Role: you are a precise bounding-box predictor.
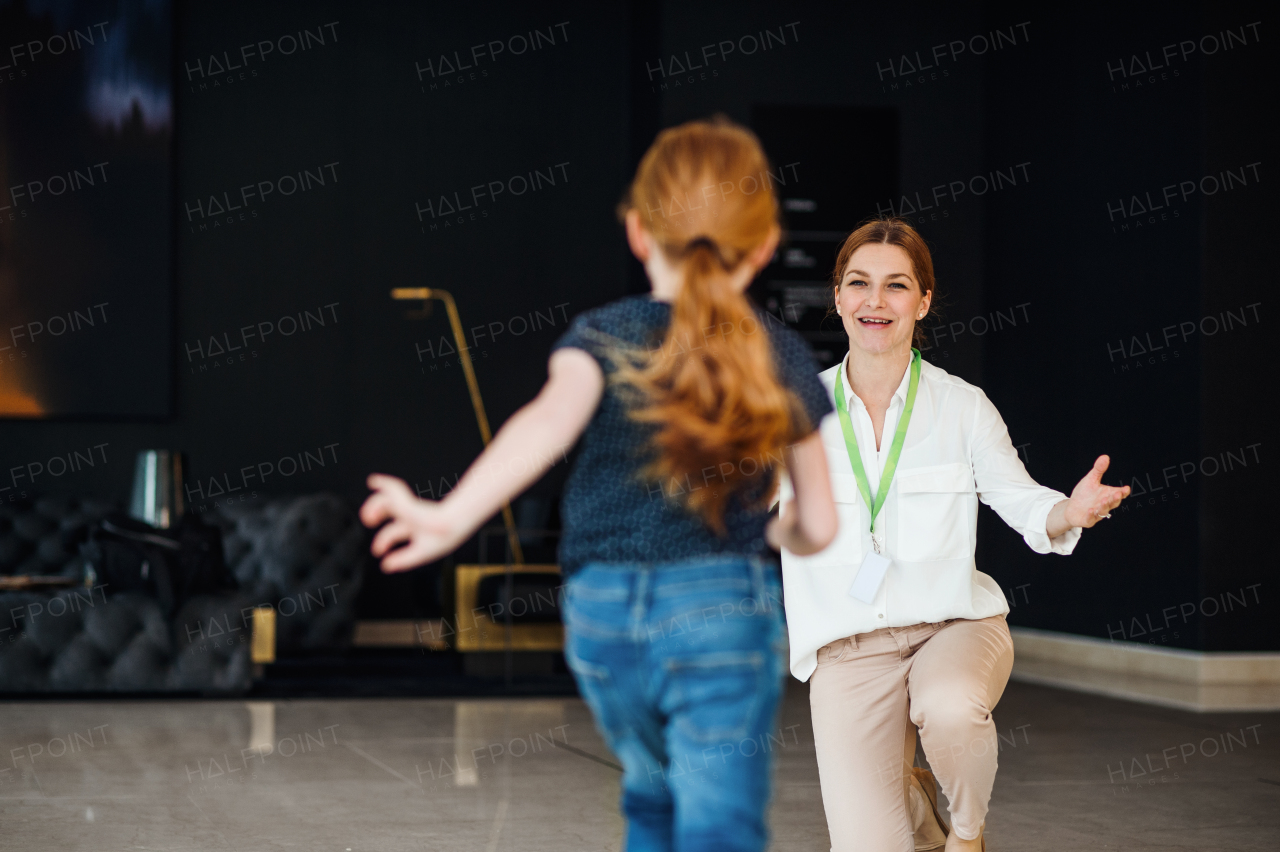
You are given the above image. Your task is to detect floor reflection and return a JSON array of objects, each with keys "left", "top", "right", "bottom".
[{"left": 1, "top": 681, "right": 1276, "bottom": 850}]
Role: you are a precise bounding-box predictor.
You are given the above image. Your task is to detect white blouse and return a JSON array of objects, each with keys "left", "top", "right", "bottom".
[{"left": 778, "top": 354, "right": 1080, "bottom": 682}]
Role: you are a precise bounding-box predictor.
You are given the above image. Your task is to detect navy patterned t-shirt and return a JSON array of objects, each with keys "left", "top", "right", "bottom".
[{"left": 550, "top": 294, "right": 833, "bottom": 577}]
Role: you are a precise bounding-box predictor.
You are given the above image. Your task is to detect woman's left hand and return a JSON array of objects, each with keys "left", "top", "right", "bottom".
[{"left": 1062, "top": 455, "right": 1131, "bottom": 529}]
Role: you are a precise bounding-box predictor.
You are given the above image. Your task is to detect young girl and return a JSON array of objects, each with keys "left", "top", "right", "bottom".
[{"left": 361, "top": 117, "right": 838, "bottom": 852}]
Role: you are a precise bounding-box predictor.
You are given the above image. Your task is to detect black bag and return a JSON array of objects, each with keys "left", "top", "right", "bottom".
[{"left": 81, "top": 512, "right": 236, "bottom": 615}]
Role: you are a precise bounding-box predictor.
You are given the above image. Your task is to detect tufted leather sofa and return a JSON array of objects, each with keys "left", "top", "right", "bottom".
[
  {"left": 0, "top": 493, "right": 366, "bottom": 694},
  {"left": 202, "top": 492, "right": 368, "bottom": 652}
]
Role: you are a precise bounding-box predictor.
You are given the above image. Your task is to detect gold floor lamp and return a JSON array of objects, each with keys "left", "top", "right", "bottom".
[{"left": 391, "top": 288, "right": 563, "bottom": 654}]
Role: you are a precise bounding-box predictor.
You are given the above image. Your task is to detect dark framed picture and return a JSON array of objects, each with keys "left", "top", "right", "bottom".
[{"left": 0, "top": 0, "right": 172, "bottom": 417}]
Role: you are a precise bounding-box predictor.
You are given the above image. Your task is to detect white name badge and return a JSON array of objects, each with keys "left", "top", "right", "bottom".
[{"left": 848, "top": 551, "right": 892, "bottom": 604}]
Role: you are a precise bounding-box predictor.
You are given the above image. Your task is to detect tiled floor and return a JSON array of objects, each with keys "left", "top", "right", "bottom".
[{"left": 1, "top": 679, "right": 1277, "bottom": 850}]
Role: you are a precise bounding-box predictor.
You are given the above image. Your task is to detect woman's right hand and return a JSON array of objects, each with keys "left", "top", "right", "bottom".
[{"left": 360, "top": 474, "right": 469, "bottom": 572}]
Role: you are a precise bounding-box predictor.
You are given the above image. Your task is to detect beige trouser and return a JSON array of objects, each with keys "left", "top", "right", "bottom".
[{"left": 809, "top": 615, "right": 1014, "bottom": 851}]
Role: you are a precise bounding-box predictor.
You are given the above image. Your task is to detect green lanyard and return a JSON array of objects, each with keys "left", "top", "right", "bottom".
[{"left": 833, "top": 348, "right": 922, "bottom": 546}]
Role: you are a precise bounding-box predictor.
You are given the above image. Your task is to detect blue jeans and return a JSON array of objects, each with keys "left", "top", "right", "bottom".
[{"left": 562, "top": 554, "right": 786, "bottom": 852}]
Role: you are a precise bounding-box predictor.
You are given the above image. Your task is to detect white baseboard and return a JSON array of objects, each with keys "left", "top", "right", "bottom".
[{"left": 1009, "top": 627, "right": 1280, "bottom": 712}]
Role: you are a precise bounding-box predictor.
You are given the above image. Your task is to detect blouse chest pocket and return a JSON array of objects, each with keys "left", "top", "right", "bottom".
[{"left": 893, "top": 462, "right": 974, "bottom": 562}]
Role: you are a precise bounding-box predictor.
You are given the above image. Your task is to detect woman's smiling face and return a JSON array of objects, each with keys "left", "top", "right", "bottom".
[{"left": 834, "top": 242, "right": 930, "bottom": 356}]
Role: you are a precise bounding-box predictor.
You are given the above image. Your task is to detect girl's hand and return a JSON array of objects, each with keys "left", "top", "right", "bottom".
[
  {"left": 766, "top": 495, "right": 836, "bottom": 556},
  {"left": 360, "top": 474, "right": 468, "bottom": 573},
  {"left": 765, "top": 508, "right": 788, "bottom": 552},
  {"left": 1063, "top": 455, "right": 1131, "bottom": 529}
]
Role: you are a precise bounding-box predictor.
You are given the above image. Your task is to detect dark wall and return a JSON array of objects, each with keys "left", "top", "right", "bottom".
[
  {"left": 652, "top": 1, "right": 990, "bottom": 383},
  {"left": 2, "top": 0, "right": 1273, "bottom": 647},
  {"left": 1, "top": 0, "right": 633, "bottom": 616},
  {"left": 978, "top": 1, "right": 1275, "bottom": 650},
  {"left": 1197, "top": 5, "right": 1274, "bottom": 651}
]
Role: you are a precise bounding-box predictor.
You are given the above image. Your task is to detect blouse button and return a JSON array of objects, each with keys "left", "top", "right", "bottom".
[{"left": 877, "top": 614, "right": 884, "bottom": 619}]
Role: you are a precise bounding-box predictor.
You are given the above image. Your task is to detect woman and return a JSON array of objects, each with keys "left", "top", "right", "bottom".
[
  {"left": 776, "top": 218, "right": 1129, "bottom": 852},
  {"left": 361, "top": 117, "right": 838, "bottom": 852}
]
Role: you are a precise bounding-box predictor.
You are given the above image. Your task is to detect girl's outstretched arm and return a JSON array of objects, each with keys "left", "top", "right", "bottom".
[{"left": 361, "top": 348, "right": 605, "bottom": 572}]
